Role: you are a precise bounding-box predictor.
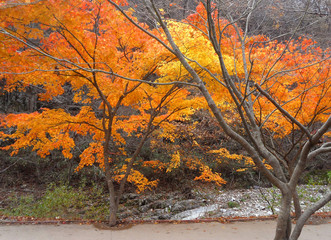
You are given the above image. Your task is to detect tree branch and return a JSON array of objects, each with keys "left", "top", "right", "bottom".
[
  {"left": 290, "top": 192, "right": 331, "bottom": 240},
  {"left": 255, "top": 83, "right": 312, "bottom": 140},
  {"left": 307, "top": 143, "right": 331, "bottom": 161}
]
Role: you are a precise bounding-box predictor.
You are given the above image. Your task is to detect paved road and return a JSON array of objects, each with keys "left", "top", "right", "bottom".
[{"left": 0, "top": 220, "right": 330, "bottom": 240}]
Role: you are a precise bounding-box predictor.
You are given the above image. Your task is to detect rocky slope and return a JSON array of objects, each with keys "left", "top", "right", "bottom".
[{"left": 118, "top": 185, "right": 331, "bottom": 221}]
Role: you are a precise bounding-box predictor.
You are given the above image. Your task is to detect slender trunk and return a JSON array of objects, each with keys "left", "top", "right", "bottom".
[
  {"left": 66, "top": 159, "right": 73, "bottom": 185},
  {"left": 116, "top": 131, "right": 150, "bottom": 207},
  {"left": 292, "top": 189, "right": 302, "bottom": 219},
  {"left": 274, "top": 190, "right": 292, "bottom": 240},
  {"left": 288, "top": 164, "right": 301, "bottom": 220},
  {"left": 107, "top": 178, "right": 118, "bottom": 226},
  {"left": 103, "top": 136, "right": 118, "bottom": 226},
  {"left": 104, "top": 162, "right": 118, "bottom": 226}
]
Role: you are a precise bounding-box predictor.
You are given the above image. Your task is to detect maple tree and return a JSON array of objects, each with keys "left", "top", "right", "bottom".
[
  {"left": 104, "top": 1, "right": 330, "bottom": 239},
  {"left": 0, "top": 0, "right": 330, "bottom": 237},
  {"left": 0, "top": 0, "right": 203, "bottom": 226}
]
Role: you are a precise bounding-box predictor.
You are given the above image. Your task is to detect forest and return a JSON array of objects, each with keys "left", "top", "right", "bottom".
[{"left": 0, "top": 1, "right": 330, "bottom": 240}]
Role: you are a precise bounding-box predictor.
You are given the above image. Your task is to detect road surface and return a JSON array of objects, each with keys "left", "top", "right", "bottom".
[{"left": 0, "top": 220, "right": 330, "bottom": 240}]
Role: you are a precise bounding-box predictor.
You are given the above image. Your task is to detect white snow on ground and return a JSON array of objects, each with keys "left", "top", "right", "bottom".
[{"left": 177, "top": 185, "right": 331, "bottom": 220}]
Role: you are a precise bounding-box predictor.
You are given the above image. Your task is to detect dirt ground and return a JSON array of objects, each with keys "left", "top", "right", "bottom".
[{"left": 0, "top": 220, "right": 330, "bottom": 240}]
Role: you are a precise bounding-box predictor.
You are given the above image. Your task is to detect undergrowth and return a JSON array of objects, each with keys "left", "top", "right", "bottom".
[{"left": 1, "top": 183, "right": 109, "bottom": 220}]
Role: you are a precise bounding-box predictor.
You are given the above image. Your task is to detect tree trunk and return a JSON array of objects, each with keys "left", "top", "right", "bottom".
[
  {"left": 103, "top": 142, "right": 118, "bottom": 226},
  {"left": 105, "top": 167, "right": 118, "bottom": 226},
  {"left": 274, "top": 191, "right": 292, "bottom": 240},
  {"left": 290, "top": 192, "right": 331, "bottom": 240},
  {"left": 292, "top": 189, "right": 302, "bottom": 219},
  {"left": 108, "top": 179, "right": 118, "bottom": 226}
]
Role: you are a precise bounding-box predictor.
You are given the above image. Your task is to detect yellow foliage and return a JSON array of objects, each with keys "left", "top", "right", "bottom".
[
  {"left": 184, "top": 157, "right": 203, "bottom": 170},
  {"left": 156, "top": 7, "right": 331, "bottom": 139},
  {"left": 209, "top": 147, "right": 272, "bottom": 172},
  {"left": 76, "top": 142, "right": 104, "bottom": 171},
  {"left": 209, "top": 148, "right": 249, "bottom": 162},
  {"left": 166, "top": 151, "right": 181, "bottom": 172},
  {"left": 114, "top": 165, "right": 158, "bottom": 193},
  {"left": 142, "top": 160, "right": 166, "bottom": 171},
  {"left": 0, "top": 110, "right": 75, "bottom": 159},
  {"left": 194, "top": 166, "right": 227, "bottom": 186}
]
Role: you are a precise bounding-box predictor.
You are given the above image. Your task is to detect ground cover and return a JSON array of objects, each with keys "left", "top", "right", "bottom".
[{"left": 1, "top": 183, "right": 330, "bottom": 224}]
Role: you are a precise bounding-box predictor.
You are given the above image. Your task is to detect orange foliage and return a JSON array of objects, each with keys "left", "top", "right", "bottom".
[
  {"left": 194, "top": 166, "right": 227, "bottom": 186},
  {"left": 113, "top": 165, "right": 159, "bottom": 193},
  {"left": 0, "top": 0, "right": 195, "bottom": 191},
  {"left": 159, "top": 2, "right": 330, "bottom": 139},
  {"left": 142, "top": 160, "right": 166, "bottom": 171},
  {"left": 0, "top": 0, "right": 330, "bottom": 191}
]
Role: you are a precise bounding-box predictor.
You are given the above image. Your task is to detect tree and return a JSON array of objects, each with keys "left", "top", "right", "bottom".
[
  {"left": 1, "top": 1, "right": 330, "bottom": 238},
  {"left": 104, "top": 1, "right": 330, "bottom": 239},
  {"left": 0, "top": 0, "right": 198, "bottom": 226}
]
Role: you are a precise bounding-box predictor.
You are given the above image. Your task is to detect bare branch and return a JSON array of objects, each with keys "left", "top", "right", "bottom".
[
  {"left": 107, "top": 0, "right": 176, "bottom": 55},
  {"left": 0, "top": 159, "right": 19, "bottom": 173},
  {"left": 307, "top": 143, "right": 331, "bottom": 162},
  {"left": 290, "top": 192, "right": 331, "bottom": 240},
  {"left": 255, "top": 83, "right": 312, "bottom": 140}
]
